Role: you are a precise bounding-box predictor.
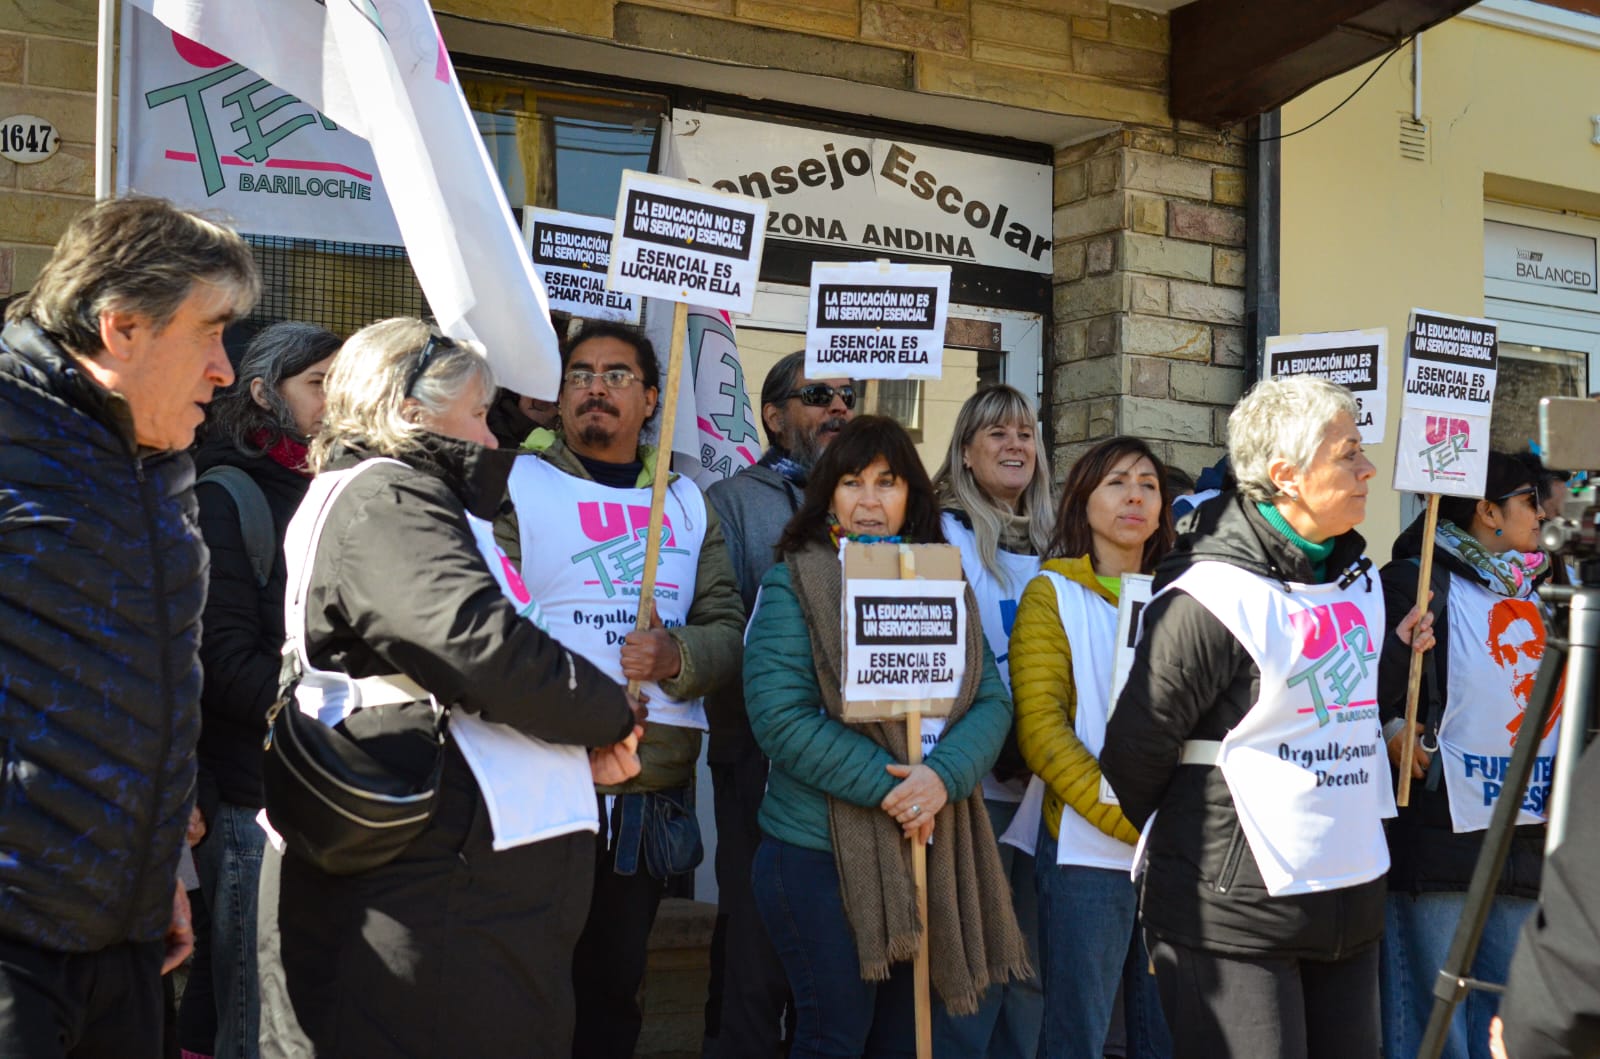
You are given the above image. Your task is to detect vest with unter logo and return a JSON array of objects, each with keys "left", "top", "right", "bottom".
[
  {"left": 1165, "top": 560, "right": 1394, "bottom": 897},
  {"left": 507, "top": 456, "right": 708, "bottom": 730}
]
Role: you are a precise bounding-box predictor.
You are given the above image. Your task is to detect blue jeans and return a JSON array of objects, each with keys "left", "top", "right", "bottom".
[
  {"left": 1381, "top": 892, "right": 1535, "bottom": 1059},
  {"left": 752, "top": 837, "right": 916, "bottom": 1059},
  {"left": 192, "top": 803, "right": 266, "bottom": 1059},
  {"left": 1035, "top": 818, "right": 1171, "bottom": 1059},
  {"left": 931, "top": 799, "right": 1044, "bottom": 1059}
]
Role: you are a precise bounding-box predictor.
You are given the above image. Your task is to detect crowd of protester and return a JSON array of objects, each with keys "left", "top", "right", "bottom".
[{"left": 0, "top": 195, "right": 1589, "bottom": 1059}]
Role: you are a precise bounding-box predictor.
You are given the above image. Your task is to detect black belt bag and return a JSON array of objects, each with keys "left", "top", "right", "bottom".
[{"left": 262, "top": 660, "right": 446, "bottom": 876}]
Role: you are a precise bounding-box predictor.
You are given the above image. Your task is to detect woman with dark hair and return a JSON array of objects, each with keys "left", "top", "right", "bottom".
[
  {"left": 1010, "top": 436, "right": 1174, "bottom": 1059},
  {"left": 1101, "top": 376, "right": 1434, "bottom": 1059},
  {"left": 746, "top": 415, "right": 1032, "bottom": 1057},
  {"left": 189, "top": 320, "right": 340, "bottom": 1059},
  {"left": 1379, "top": 451, "right": 1554, "bottom": 1059}
]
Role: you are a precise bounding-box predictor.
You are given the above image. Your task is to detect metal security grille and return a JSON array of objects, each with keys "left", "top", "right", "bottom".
[{"left": 240, "top": 234, "right": 429, "bottom": 341}]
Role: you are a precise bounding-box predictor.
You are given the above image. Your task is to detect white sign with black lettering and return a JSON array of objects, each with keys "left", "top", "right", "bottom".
[
  {"left": 607, "top": 171, "right": 765, "bottom": 314},
  {"left": 1399, "top": 309, "right": 1498, "bottom": 417},
  {"left": 805, "top": 261, "right": 951, "bottom": 381},
  {"left": 523, "top": 209, "right": 639, "bottom": 324},
  {"left": 1393, "top": 309, "right": 1498, "bottom": 498},
  {"left": 1265, "top": 329, "right": 1387, "bottom": 444},
  {"left": 844, "top": 578, "right": 968, "bottom": 704},
  {"left": 1101, "top": 574, "right": 1153, "bottom": 806}
]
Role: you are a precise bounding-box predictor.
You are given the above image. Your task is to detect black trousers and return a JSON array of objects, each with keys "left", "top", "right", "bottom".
[
  {"left": 1149, "top": 935, "right": 1380, "bottom": 1059},
  {"left": 571, "top": 825, "right": 669, "bottom": 1059},
  {"left": 0, "top": 933, "right": 163, "bottom": 1059},
  {"left": 258, "top": 747, "right": 593, "bottom": 1058},
  {"left": 702, "top": 749, "right": 790, "bottom": 1059}
]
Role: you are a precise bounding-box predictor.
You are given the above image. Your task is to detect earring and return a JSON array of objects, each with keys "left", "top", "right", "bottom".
[{"left": 1495, "top": 528, "right": 1503, "bottom": 537}]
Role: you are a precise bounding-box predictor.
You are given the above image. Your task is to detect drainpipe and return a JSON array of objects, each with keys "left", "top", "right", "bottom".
[{"left": 1244, "top": 108, "right": 1280, "bottom": 388}]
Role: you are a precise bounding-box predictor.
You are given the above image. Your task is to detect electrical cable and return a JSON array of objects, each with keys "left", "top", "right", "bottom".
[{"left": 1244, "top": 36, "right": 1416, "bottom": 144}]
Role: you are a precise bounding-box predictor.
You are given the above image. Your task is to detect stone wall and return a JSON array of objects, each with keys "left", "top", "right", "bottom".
[
  {"left": 0, "top": 0, "right": 97, "bottom": 301},
  {"left": 2, "top": 0, "right": 1249, "bottom": 479},
  {"left": 1049, "top": 125, "right": 1246, "bottom": 475}
]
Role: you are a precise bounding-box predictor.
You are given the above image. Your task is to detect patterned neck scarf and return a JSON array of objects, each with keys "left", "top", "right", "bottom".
[{"left": 1434, "top": 519, "right": 1547, "bottom": 598}]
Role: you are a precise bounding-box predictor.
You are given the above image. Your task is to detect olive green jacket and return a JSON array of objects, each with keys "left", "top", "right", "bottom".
[{"left": 495, "top": 433, "right": 745, "bottom": 792}]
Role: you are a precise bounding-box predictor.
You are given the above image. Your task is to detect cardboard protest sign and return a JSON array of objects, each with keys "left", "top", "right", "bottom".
[
  {"left": 840, "top": 544, "right": 967, "bottom": 722},
  {"left": 607, "top": 171, "right": 766, "bottom": 315},
  {"left": 805, "top": 261, "right": 951, "bottom": 381},
  {"left": 1100, "top": 574, "right": 1153, "bottom": 806},
  {"left": 524, "top": 208, "right": 639, "bottom": 323},
  {"left": 1393, "top": 310, "right": 1498, "bottom": 497},
  {"left": 1265, "top": 329, "right": 1387, "bottom": 444}
]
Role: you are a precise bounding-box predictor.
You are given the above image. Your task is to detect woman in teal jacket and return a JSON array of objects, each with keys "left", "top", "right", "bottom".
[{"left": 744, "top": 415, "right": 1032, "bottom": 1059}]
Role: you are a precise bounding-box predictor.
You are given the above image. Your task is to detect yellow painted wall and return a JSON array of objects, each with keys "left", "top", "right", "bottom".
[{"left": 1280, "top": 13, "right": 1600, "bottom": 552}]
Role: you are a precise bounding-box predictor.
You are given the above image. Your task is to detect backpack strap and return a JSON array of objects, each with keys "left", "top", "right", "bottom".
[{"left": 197, "top": 465, "right": 275, "bottom": 589}]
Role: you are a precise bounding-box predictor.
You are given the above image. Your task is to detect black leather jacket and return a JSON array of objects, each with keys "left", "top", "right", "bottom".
[{"left": 0, "top": 319, "right": 202, "bottom": 952}]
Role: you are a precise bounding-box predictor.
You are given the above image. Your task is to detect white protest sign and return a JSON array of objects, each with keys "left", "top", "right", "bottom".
[
  {"left": 805, "top": 261, "right": 951, "bottom": 381},
  {"left": 1398, "top": 310, "right": 1498, "bottom": 415},
  {"left": 524, "top": 209, "right": 639, "bottom": 324},
  {"left": 1100, "top": 573, "right": 1153, "bottom": 806},
  {"left": 844, "top": 578, "right": 968, "bottom": 706},
  {"left": 1265, "top": 329, "right": 1388, "bottom": 445},
  {"left": 608, "top": 171, "right": 766, "bottom": 314},
  {"left": 1393, "top": 309, "right": 1498, "bottom": 497}
]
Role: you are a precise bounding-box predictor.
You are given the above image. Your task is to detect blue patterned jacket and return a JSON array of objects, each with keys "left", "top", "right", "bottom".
[{"left": 0, "top": 318, "right": 201, "bottom": 952}]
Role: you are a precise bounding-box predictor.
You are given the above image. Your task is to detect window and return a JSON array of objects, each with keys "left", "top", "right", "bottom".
[
  {"left": 462, "top": 76, "right": 664, "bottom": 220},
  {"left": 1491, "top": 341, "right": 1587, "bottom": 452}
]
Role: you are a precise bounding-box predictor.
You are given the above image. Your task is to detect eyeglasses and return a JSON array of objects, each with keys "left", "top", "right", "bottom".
[
  {"left": 1497, "top": 484, "right": 1539, "bottom": 503},
  {"left": 784, "top": 383, "right": 856, "bottom": 410},
  {"left": 564, "top": 368, "right": 642, "bottom": 390},
  {"left": 404, "top": 334, "right": 452, "bottom": 397}
]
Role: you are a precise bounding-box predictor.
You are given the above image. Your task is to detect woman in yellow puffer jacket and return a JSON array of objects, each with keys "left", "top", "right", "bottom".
[{"left": 1011, "top": 435, "right": 1175, "bottom": 1059}]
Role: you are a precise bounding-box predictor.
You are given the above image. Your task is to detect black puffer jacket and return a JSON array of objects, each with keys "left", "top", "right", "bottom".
[
  {"left": 0, "top": 319, "right": 201, "bottom": 952},
  {"left": 301, "top": 439, "right": 635, "bottom": 772},
  {"left": 1102, "top": 492, "right": 1386, "bottom": 960},
  {"left": 1377, "top": 514, "right": 1546, "bottom": 898},
  {"left": 194, "top": 442, "right": 311, "bottom": 809}
]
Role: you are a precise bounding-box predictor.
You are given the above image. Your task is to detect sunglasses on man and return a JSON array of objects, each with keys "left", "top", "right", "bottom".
[{"left": 784, "top": 383, "right": 856, "bottom": 410}]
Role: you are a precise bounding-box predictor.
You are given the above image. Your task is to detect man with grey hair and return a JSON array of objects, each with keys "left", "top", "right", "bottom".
[
  {"left": 0, "top": 195, "right": 258, "bottom": 1056},
  {"left": 699, "top": 351, "right": 854, "bottom": 1058}
]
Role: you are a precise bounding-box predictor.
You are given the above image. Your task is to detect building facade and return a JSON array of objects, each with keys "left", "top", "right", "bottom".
[{"left": 1279, "top": 0, "right": 1600, "bottom": 548}]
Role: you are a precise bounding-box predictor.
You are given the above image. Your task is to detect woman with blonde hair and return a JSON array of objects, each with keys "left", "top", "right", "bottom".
[
  {"left": 928, "top": 384, "right": 1052, "bottom": 1057},
  {"left": 255, "top": 318, "right": 642, "bottom": 1057}
]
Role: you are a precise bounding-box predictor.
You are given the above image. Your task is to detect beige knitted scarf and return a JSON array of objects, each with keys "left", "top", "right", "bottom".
[{"left": 785, "top": 541, "right": 1032, "bottom": 1016}]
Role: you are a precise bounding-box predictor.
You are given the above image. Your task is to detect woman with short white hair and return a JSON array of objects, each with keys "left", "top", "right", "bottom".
[
  {"left": 255, "top": 318, "right": 643, "bottom": 1058},
  {"left": 1102, "top": 375, "right": 1434, "bottom": 1059}
]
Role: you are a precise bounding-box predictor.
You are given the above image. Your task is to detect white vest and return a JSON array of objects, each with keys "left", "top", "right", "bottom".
[
  {"left": 1044, "top": 572, "right": 1137, "bottom": 870},
  {"left": 941, "top": 513, "right": 1040, "bottom": 803},
  {"left": 506, "top": 455, "right": 709, "bottom": 730},
  {"left": 1167, "top": 561, "right": 1395, "bottom": 897},
  {"left": 283, "top": 459, "right": 597, "bottom": 853},
  {"left": 1439, "top": 576, "right": 1558, "bottom": 832}
]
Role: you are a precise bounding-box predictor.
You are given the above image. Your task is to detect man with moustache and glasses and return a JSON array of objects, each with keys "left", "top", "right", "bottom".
[
  {"left": 699, "top": 351, "right": 855, "bottom": 1059},
  {"left": 496, "top": 320, "right": 743, "bottom": 1059}
]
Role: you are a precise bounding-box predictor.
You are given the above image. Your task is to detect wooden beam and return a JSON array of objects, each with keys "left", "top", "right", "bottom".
[{"left": 1171, "top": 0, "right": 1479, "bottom": 127}]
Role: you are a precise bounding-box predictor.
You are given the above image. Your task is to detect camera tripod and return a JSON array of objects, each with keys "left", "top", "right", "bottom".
[{"left": 1416, "top": 569, "right": 1600, "bottom": 1059}]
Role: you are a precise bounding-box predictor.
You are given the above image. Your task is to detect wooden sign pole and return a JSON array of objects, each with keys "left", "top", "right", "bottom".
[
  {"left": 628, "top": 299, "right": 689, "bottom": 697},
  {"left": 1397, "top": 492, "right": 1441, "bottom": 807},
  {"left": 897, "top": 546, "right": 933, "bottom": 1059}
]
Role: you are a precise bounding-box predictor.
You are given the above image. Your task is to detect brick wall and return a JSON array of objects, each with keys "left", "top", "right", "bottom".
[
  {"left": 0, "top": 0, "right": 97, "bottom": 300},
  {"left": 1049, "top": 125, "right": 1246, "bottom": 475}
]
